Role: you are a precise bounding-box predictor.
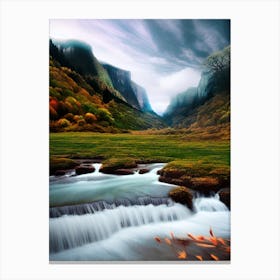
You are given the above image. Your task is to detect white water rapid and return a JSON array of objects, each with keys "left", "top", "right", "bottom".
[{"left": 49, "top": 163, "right": 230, "bottom": 261}]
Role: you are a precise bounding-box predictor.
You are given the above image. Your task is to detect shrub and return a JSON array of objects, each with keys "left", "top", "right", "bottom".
[
  {"left": 73, "top": 115, "right": 84, "bottom": 123},
  {"left": 97, "top": 108, "right": 114, "bottom": 124},
  {"left": 77, "top": 119, "right": 86, "bottom": 126},
  {"left": 84, "top": 112, "right": 97, "bottom": 124},
  {"left": 49, "top": 97, "right": 58, "bottom": 110},
  {"left": 57, "top": 118, "right": 71, "bottom": 128},
  {"left": 82, "top": 102, "right": 98, "bottom": 115},
  {"left": 50, "top": 106, "right": 58, "bottom": 120},
  {"left": 64, "top": 113, "right": 74, "bottom": 122},
  {"left": 65, "top": 96, "right": 81, "bottom": 114},
  {"left": 56, "top": 101, "right": 68, "bottom": 116}
]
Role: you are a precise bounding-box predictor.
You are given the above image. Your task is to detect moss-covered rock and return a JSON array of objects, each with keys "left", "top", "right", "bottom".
[
  {"left": 159, "top": 160, "right": 229, "bottom": 193},
  {"left": 111, "top": 169, "right": 134, "bottom": 175},
  {"left": 169, "top": 186, "right": 193, "bottom": 210},
  {"left": 189, "top": 177, "right": 220, "bottom": 192},
  {"left": 50, "top": 157, "right": 79, "bottom": 175},
  {"left": 100, "top": 157, "right": 137, "bottom": 174}
]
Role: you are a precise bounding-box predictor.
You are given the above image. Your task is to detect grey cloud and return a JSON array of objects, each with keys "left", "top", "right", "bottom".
[{"left": 50, "top": 19, "right": 230, "bottom": 114}]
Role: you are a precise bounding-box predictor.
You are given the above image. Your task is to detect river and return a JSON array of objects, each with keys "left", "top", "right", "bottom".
[{"left": 49, "top": 163, "right": 230, "bottom": 261}]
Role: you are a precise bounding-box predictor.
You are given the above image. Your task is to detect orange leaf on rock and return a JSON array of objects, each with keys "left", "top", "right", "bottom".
[
  {"left": 187, "top": 233, "right": 198, "bottom": 241},
  {"left": 164, "top": 238, "right": 172, "bottom": 245},
  {"left": 195, "top": 243, "right": 216, "bottom": 248},
  {"left": 210, "top": 237, "right": 218, "bottom": 246},
  {"left": 154, "top": 236, "right": 161, "bottom": 243},
  {"left": 177, "top": 250, "right": 187, "bottom": 259},
  {"left": 224, "top": 246, "right": 231, "bottom": 253},
  {"left": 218, "top": 238, "right": 226, "bottom": 246},
  {"left": 209, "top": 227, "right": 215, "bottom": 237},
  {"left": 210, "top": 254, "right": 219, "bottom": 261},
  {"left": 197, "top": 235, "right": 205, "bottom": 241},
  {"left": 195, "top": 255, "right": 203, "bottom": 261}
]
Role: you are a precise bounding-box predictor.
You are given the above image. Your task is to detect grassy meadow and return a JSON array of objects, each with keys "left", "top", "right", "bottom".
[{"left": 50, "top": 132, "right": 230, "bottom": 177}]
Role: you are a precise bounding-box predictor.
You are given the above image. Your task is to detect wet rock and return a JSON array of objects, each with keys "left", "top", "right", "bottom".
[
  {"left": 139, "top": 168, "right": 149, "bottom": 174},
  {"left": 113, "top": 169, "right": 134, "bottom": 175},
  {"left": 189, "top": 177, "right": 220, "bottom": 193},
  {"left": 169, "top": 186, "right": 193, "bottom": 210},
  {"left": 54, "top": 170, "right": 66, "bottom": 176},
  {"left": 218, "top": 188, "right": 230, "bottom": 209},
  {"left": 157, "top": 169, "right": 163, "bottom": 175},
  {"left": 75, "top": 165, "right": 95, "bottom": 175}
]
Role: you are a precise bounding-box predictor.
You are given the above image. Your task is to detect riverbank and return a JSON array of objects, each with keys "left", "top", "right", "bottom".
[{"left": 50, "top": 132, "right": 230, "bottom": 207}]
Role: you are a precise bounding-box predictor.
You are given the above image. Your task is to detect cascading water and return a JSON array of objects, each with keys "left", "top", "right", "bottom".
[
  {"left": 49, "top": 163, "right": 230, "bottom": 261},
  {"left": 193, "top": 193, "right": 229, "bottom": 212},
  {"left": 50, "top": 203, "right": 192, "bottom": 253}
]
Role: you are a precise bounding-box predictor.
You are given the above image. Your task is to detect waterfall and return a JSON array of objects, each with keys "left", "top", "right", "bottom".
[
  {"left": 50, "top": 203, "right": 191, "bottom": 253},
  {"left": 49, "top": 162, "right": 230, "bottom": 261},
  {"left": 50, "top": 197, "right": 173, "bottom": 218},
  {"left": 193, "top": 194, "right": 229, "bottom": 212}
]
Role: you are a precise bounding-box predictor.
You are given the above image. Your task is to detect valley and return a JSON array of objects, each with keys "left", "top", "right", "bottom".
[{"left": 49, "top": 27, "right": 230, "bottom": 262}]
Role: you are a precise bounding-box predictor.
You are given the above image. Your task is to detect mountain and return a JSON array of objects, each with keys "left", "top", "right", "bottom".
[
  {"left": 163, "top": 46, "right": 230, "bottom": 135},
  {"left": 50, "top": 40, "right": 126, "bottom": 102},
  {"left": 164, "top": 87, "right": 199, "bottom": 122},
  {"left": 102, "top": 64, "right": 141, "bottom": 110},
  {"left": 52, "top": 40, "right": 112, "bottom": 86},
  {"left": 102, "top": 64, "right": 154, "bottom": 112},
  {"left": 49, "top": 39, "right": 165, "bottom": 132},
  {"left": 131, "top": 82, "right": 153, "bottom": 112}
]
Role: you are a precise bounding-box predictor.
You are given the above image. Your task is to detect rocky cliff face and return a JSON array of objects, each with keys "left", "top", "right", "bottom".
[
  {"left": 131, "top": 82, "right": 153, "bottom": 112},
  {"left": 51, "top": 39, "right": 155, "bottom": 113},
  {"left": 102, "top": 64, "right": 142, "bottom": 110},
  {"left": 53, "top": 40, "right": 113, "bottom": 87},
  {"left": 49, "top": 39, "right": 165, "bottom": 132},
  {"left": 163, "top": 66, "right": 230, "bottom": 128}
]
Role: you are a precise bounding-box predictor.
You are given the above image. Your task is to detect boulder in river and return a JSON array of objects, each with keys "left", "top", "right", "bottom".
[
  {"left": 189, "top": 177, "right": 220, "bottom": 193},
  {"left": 169, "top": 186, "right": 193, "bottom": 210},
  {"left": 217, "top": 188, "right": 230, "bottom": 209},
  {"left": 112, "top": 169, "right": 135, "bottom": 175},
  {"left": 139, "top": 168, "right": 149, "bottom": 174},
  {"left": 99, "top": 158, "right": 137, "bottom": 175},
  {"left": 75, "top": 165, "right": 95, "bottom": 175},
  {"left": 54, "top": 170, "right": 67, "bottom": 176}
]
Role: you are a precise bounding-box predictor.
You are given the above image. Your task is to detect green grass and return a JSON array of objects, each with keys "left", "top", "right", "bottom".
[{"left": 50, "top": 132, "right": 230, "bottom": 166}]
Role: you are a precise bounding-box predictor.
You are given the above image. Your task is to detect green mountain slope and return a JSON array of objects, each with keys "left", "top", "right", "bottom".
[
  {"left": 50, "top": 39, "right": 126, "bottom": 102},
  {"left": 49, "top": 55, "right": 165, "bottom": 132},
  {"left": 162, "top": 46, "right": 230, "bottom": 138}
]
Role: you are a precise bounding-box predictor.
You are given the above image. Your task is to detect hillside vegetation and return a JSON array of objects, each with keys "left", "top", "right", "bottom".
[
  {"left": 163, "top": 46, "right": 230, "bottom": 139},
  {"left": 49, "top": 40, "right": 165, "bottom": 132}
]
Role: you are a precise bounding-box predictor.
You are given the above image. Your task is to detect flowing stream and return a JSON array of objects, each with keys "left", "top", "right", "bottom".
[{"left": 49, "top": 163, "right": 230, "bottom": 261}]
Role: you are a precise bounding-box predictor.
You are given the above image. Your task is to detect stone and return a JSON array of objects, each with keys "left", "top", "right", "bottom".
[
  {"left": 189, "top": 177, "right": 220, "bottom": 193},
  {"left": 75, "top": 166, "right": 95, "bottom": 175},
  {"left": 54, "top": 170, "right": 66, "bottom": 176},
  {"left": 139, "top": 168, "right": 149, "bottom": 174},
  {"left": 169, "top": 186, "right": 193, "bottom": 210},
  {"left": 218, "top": 188, "right": 230, "bottom": 209},
  {"left": 113, "top": 169, "right": 134, "bottom": 175}
]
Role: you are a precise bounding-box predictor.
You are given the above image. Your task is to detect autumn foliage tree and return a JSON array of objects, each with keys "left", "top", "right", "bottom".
[{"left": 204, "top": 46, "right": 230, "bottom": 75}]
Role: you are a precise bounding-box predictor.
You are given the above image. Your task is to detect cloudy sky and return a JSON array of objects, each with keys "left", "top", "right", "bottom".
[{"left": 50, "top": 19, "right": 230, "bottom": 114}]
